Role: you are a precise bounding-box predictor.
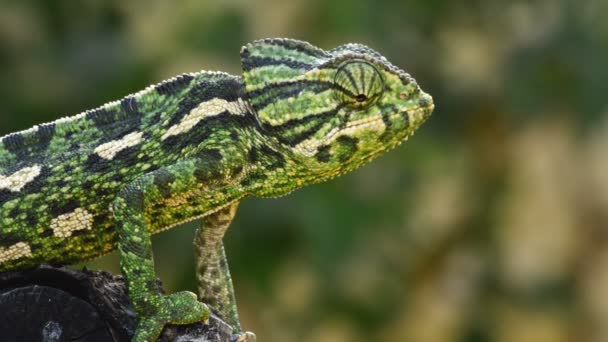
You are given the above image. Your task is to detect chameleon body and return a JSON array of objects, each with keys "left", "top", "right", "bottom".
[{"left": 0, "top": 38, "right": 433, "bottom": 341}]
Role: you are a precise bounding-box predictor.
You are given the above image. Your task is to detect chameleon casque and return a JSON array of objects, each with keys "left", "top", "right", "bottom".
[{"left": 0, "top": 38, "right": 433, "bottom": 341}]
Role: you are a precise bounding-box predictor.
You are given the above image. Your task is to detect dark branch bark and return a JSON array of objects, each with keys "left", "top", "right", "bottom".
[{"left": 0, "top": 264, "right": 234, "bottom": 342}]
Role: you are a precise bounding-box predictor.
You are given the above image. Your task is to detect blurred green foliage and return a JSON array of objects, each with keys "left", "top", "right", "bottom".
[{"left": 1, "top": 0, "right": 607, "bottom": 341}]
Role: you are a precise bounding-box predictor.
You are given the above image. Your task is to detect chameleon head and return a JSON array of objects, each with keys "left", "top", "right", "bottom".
[{"left": 241, "top": 38, "right": 434, "bottom": 180}]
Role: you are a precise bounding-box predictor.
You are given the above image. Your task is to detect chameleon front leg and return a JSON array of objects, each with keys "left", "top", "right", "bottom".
[
  {"left": 113, "top": 159, "right": 225, "bottom": 341},
  {"left": 195, "top": 203, "right": 256, "bottom": 342}
]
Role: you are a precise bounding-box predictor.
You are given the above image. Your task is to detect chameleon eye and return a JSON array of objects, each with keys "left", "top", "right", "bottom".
[{"left": 334, "top": 60, "right": 384, "bottom": 109}]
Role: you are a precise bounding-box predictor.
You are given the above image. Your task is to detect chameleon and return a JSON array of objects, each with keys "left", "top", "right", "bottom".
[{"left": 0, "top": 38, "right": 433, "bottom": 341}]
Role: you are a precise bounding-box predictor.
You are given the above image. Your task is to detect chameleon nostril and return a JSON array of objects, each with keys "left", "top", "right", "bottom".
[
  {"left": 399, "top": 92, "right": 407, "bottom": 100},
  {"left": 418, "top": 95, "right": 433, "bottom": 108}
]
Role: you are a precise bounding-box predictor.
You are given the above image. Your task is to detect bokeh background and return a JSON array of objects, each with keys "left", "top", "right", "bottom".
[{"left": 1, "top": 0, "right": 607, "bottom": 341}]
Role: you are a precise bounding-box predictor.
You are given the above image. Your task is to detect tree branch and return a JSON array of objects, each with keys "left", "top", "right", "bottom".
[{"left": 0, "top": 264, "right": 234, "bottom": 342}]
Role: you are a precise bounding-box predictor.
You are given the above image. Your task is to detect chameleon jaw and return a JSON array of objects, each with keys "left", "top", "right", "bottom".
[
  {"left": 292, "top": 114, "right": 386, "bottom": 157},
  {"left": 294, "top": 105, "right": 428, "bottom": 158}
]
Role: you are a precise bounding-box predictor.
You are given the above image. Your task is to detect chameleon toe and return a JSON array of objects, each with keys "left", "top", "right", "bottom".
[{"left": 231, "top": 331, "right": 257, "bottom": 342}]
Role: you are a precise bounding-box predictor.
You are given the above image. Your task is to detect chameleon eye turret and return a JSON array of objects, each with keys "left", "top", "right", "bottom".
[
  {"left": 334, "top": 60, "right": 384, "bottom": 109},
  {"left": 1, "top": 38, "right": 433, "bottom": 342}
]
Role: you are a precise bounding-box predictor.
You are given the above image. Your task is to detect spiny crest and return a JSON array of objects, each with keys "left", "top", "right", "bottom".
[{"left": 0, "top": 73, "right": 198, "bottom": 160}]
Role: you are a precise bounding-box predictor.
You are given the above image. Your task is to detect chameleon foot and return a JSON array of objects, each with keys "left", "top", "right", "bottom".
[
  {"left": 231, "top": 331, "right": 257, "bottom": 342},
  {"left": 132, "top": 291, "right": 210, "bottom": 342}
]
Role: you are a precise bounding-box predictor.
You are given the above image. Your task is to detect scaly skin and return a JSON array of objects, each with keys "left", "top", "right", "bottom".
[{"left": 0, "top": 38, "right": 434, "bottom": 341}]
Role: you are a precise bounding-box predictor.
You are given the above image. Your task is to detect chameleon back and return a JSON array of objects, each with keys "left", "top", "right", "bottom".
[{"left": 0, "top": 71, "right": 252, "bottom": 270}]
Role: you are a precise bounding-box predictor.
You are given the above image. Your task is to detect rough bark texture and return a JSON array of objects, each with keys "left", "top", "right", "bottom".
[{"left": 0, "top": 265, "right": 234, "bottom": 342}]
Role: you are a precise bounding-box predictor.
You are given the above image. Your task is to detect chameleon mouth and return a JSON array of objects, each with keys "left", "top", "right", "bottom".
[
  {"left": 296, "top": 102, "right": 432, "bottom": 157},
  {"left": 322, "top": 104, "right": 425, "bottom": 139},
  {"left": 333, "top": 103, "right": 430, "bottom": 137},
  {"left": 339, "top": 104, "right": 431, "bottom": 159}
]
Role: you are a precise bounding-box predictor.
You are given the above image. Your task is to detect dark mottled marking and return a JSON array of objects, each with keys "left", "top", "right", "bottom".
[
  {"left": 71, "top": 229, "right": 92, "bottom": 237},
  {"left": 230, "top": 165, "right": 243, "bottom": 178},
  {"left": 161, "top": 128, "right": 212, "bottom": 156},
  {"left": 56, "top": 179, "right": 68, "bottom": 188},
  {"left": 87, "top": 97, "right": 143, "bottom": 136},
  {"left": 193, "top": 158, "right": 221, "bottom": 183},
  {"left": 49, "top": 198, "right": 80, "bottom": 217},
  {"left": 86, "top": 107, "right": 116, "bottom": 128},
  {"left": 2, "top": 133, "right": 25, "bottom": 156},
  {"left": 241, "top": 170, "right": 267, "bottom": 187},
  {"left": 0, "top": 231, "right": 24, "bottom": 248},
  {"left": 109, "top": 145, "right": 142, "bottom": 163},
  {"left": 8, "top": 207, "right": 20, "bottom": 220},
  {"left": 378, "top": 104, "right": 399, "bottom": 142},
  {"left": 145, "top": 279, "right": 161, "bottom": 293},
  {"left": 174, "top": 210, "right": 188, "bottom": 221},
  {"left": 259, "top": 146, "right": 285, "bottom": 170},
  {"left": 230, "top": 131, "right": 239, "bottom": 141},
  {"left": 121, "top": 96, "right": 139, "bottom": 116},
  {"left": 335, "top": 136, "right": 359, "bottom": 162},
  {"left": 84, "top": 141, "right": 142, "bottom": 172},
  {"left": 315, "top": 145, "right": 332, "bottom": 163},
  {"left": 25, "top": 215, "right": 38, "bottom": 228},
  {"left": 40, "top": 229, "right": 54, "bottom": 238},
  {"left": 94, "top": 215, "right": 109, "bottom": 229},
  {"left": 153, "top": 169, "right": 176, "bottom": 198},
  {"left": 155, "top": 74, "right": 195, "bottom": 96},
  {"left": 247, "top": 147, "right": 258, "bottom": 164},
  {"left": 33, "top": 122, "right": 56, "bottom": 151},
  {"left": 84, "top": 157, "right": 101, "bottom": 173},
  {"left": 198, "top": 149, "right": 223, "bottom": 163},
  {"left": 29, "top": 241, "right": 43, "bottom": 252},
  {"left": 108, "top": 169, "right": 127, "bottom": 183},
  {"left": 210, "top": 268, "right": 220, "bottom": 279},
  {"left": 382, "top": 111, "right": 392, "bottom": 129},
  {"left": 1, "top": 123, "right": 56, "bottom": 160},
  {"left": 0, "top": 190, "right": 11, "bottom": 204},
  {"left": 212, "top": 284, "right": 224, "bottom": 294},
  {"left": 402, "top": 109, "right": 410, "bottom": 125},
  {"left": 82, "top": 180, "right": 95, "bottom": 191}
]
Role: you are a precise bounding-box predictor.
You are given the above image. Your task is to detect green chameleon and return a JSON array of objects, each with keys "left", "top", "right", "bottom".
[{"left": 0, "top": 38, "right": 433, "bottom": 341}]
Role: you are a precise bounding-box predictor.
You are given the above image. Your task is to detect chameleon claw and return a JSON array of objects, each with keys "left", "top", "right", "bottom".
[{"left": 231, "top": 331, "right": 256, "bottom": 342}]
